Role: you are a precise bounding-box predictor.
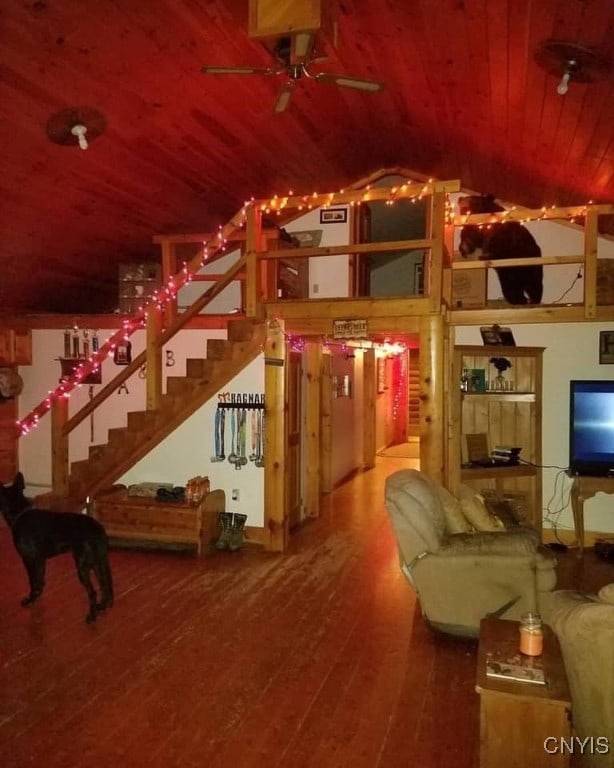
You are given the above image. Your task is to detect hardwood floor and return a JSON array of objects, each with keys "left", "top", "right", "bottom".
[{"left": 0, "top": 457, "right": 611, "bottom": 768}]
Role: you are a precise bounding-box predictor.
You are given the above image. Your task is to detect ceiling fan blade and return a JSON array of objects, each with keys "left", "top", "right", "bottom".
[
  {"left": 274, "top": 82, "right": 295, "bottom": 114},
  {"left": 201, "top": 65, "right": 277, "bottom": 76},
  {"left": 315, "top": 72, "right": 385, "bottom": 92}
]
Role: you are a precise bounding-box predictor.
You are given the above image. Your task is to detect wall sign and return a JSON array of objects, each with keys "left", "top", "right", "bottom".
[
  {"left": 320, "top": 207, "right": 347, "bottom": 224},
  {"left": 332, "top": 318, "right": 368, "bottom": 340}
]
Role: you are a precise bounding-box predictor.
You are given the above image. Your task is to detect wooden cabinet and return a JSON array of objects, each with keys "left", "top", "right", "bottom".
[
  {"left": 476, "top": 618, "right": 571, "bottom": 768},
  {"left": 118, "top": 262, "right": 161, "bottom": 314},
  {"left": 447, "top": 345, "right": 544, "bottom": 533},
  {"left": 92, "top": 488, "right": 225, "bottom": 556},
  {"left": 0, "top": 328, "right": 32, "bottom": 365}
]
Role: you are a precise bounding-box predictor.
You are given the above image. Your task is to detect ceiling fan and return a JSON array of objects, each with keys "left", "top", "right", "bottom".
[{"left": 201, "top": 36, "right": 384, "bottom": 113}]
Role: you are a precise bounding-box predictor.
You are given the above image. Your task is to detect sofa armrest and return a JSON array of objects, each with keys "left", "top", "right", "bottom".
[{"left": 438, "top": 530, "right": 550, "bottom": 558}]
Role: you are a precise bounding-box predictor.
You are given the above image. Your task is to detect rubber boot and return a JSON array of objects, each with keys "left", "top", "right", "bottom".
[
  {"left": 228, "top": 513, "right": 247, "bottom": 551},
  {"left": 215, "top": 512, "right": 234, "bottom": 550}
]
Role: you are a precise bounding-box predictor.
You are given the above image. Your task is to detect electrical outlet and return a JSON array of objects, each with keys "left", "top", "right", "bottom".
[
  {"left": 232, "top": 489, "right": 239, "bottom": 501},
  {"left": 312, "top": 283, "right": 319, "bottom": 294}
]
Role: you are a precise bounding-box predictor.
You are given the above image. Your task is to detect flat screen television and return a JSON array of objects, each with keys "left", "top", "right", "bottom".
[{"left": 569, "top": 380, "right": 614, "bottom": 476}]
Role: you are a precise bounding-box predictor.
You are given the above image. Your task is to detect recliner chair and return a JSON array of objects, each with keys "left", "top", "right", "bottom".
[{"left": 384, "top": 469, "right": 558, "bottom": 637}]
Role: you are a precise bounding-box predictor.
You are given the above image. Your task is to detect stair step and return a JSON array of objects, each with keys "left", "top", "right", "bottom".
[
  {"left": 206, "top": 338, "right": 235, "bottom": 360},
  {"left": 227, "top": 318, "right": 257, "bottom": 342},
  {"left": 186, "top": 358, "right": 215, "bottom": 378}
]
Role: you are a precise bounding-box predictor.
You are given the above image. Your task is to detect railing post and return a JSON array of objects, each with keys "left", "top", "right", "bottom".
[
  {"left": 51, "top": 395, "right": 69, "bottom": 496},
  {"left": 245, "top": 204, "right": 263, "bottom": 318},
  {"left": 146, "top": 307, "right": 163, "bottom": 411},
  {"left": 160, "top": 240, "right": 177, "bottom": 328},
  {"left": 429, "top": 189, "right": 445, "bottom": 312},
  {"left": 584, "top": 208, "right": 598, "bottom": 319},
  {"left": 264, "top": 318, "right": 287, "bottom": 552}
]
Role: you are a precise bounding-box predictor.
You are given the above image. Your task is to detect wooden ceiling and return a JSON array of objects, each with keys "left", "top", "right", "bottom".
[{"left": 1, "top": 0, "right": 613, "bottom": 314}]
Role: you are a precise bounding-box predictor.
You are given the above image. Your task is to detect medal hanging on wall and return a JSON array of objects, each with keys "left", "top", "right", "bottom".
[
  {"left": 228, "top": 408, "right": 238, "bottom": 467},
  {"left": 211, "top": 407, "right": 226, "bottom": 461},
  {"left": 255, "top": 409, "right": 265, "bottom": 468}
]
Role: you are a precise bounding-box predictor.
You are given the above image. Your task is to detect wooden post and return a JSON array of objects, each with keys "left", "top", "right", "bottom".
[
  {"left": 245, "top": 204, "right": 263, "bottom": 318},
  {"left": 363, "top": 348, "right": 376, "bottom": 468},
  {"left": 429, "top": 190, "right": 445, "bottom": 312},
  {"left": 146, "top": 307, "right": 163, "bottom": 411},
  {"left": 584, "top": 209, "right": 598, "bottom": 319},
  {"left": 160, "top": 240, "right": 177, "bottom": 328},
  {"left": 419, "top": 314, "right": 445, "bottom": 483},
  {"left": 51, "top": 395, "right": 69, "bottom": 496},
  {"left": 304, "top": 341, "right": 321, "bottom": 517},
  {"left": 264, "top": 318, "right": 287, "bottom": 551},
  {"left": 320, "top": 352, "right": 333, "bottom": 493}
]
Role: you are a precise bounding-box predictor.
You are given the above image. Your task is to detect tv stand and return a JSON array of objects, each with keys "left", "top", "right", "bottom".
[{"left": 569, "top": 474, "right": 614, "bottom": 557}]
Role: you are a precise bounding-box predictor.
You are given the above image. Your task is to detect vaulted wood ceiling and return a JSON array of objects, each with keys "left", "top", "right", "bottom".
[{"left": 1, "top": 0, "right": 613, "bottom": 314}]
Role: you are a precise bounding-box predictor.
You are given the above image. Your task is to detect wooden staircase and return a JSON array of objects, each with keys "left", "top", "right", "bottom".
[{"left": 61, "top": 318, "right": 265, "bottom": 507}]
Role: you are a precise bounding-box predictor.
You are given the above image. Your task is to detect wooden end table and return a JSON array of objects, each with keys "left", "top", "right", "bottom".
[{"left": 476, "top": 618, "right": 571, "bottom": 768}]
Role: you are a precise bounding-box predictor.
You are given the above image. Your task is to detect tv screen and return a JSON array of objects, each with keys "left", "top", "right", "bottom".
[{"left": 569, "top": 380, "right": 614, "bottom": 476}]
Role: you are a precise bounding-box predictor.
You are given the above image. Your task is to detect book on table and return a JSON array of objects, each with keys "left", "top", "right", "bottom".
[{"left": 485, "top": 652, "right": 546, "bottom": 685}]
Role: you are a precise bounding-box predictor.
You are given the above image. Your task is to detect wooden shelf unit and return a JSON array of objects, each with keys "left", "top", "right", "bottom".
[{"left": 447, "top": 345, "right": 544, "bottom": 534}]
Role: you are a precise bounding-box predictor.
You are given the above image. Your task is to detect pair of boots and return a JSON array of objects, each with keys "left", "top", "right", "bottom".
[{"left": 215, "top": 512, "right": 247, "bottom": 551}]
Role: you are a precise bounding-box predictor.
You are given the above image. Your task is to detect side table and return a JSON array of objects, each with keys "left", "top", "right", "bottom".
[
  {"left": 569, "top": 474, "right": 614, "bottom": 557},
  {"left": 476, "top": 618, "right": 571, "bottom": 767}
]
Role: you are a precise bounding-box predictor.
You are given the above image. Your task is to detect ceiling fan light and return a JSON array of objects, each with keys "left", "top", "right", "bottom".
[
  {"left": 557, "top": 71, "right": 570, "bottom": 95},
  {"left": 293, "top": 32, "right": 312, "bottom": 59},
  {"left": 70, "top": 123, "right": 89, "bottom": 150}
]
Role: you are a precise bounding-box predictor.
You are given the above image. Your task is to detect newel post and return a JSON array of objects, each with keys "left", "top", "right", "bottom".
[
  {"left": 51, "top": 395, "right": 69, "bottom": 496},
  {"left": 146, "top": 306, "right": 163, "bottom": 411}
]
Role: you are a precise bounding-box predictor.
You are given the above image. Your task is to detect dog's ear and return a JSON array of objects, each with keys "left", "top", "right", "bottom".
[{"left": 14, "top": 472, "right": 25, "bottom": 492}]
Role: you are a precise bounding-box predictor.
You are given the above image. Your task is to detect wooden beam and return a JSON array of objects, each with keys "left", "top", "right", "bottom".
[
  {"left": 304, "top": 341, "right": 321, "bottom": 517},
  {"left": 258, "top": 238, "right": 435, "bottom": 261},
  {"left": 320, "top": 353, "right": 333, "bottom": 493},
  {"left": 266, "top": 296, "right": 430, "bottom": 320},
  {"left": 264, "top": 318, "right": 287, "bottom": 552},
  {"left": 429, "top": 190, "right": 445, "bottom": 312},
  {"left": 584, "top": 210, "right": 599, "bottom": 319},
  {"left": 152, "top": 229, "right": 280, "bottom": 245},
  {"left": 452, "top": 203, "right": 614, "bottom": 226},
  {"left": 363, "top": 349, "right": 376, "bottom": 468},
  {"left": 245, "top": 205, "right": 263, "bottom": 318},
  {"left": 446, "top": 304, "right": 590, "bottom": 325},
  {"left": 419, "top": 314, "right": 445, "bottom": 483},
  {"left": 51, "top": 395, "right": 69, "bottom": 496},
  {"left": 146, "top": 308, "right": 163, "bottom": 411},
  {"left": 160, "top": 240, "right": 177, "bottom": 327},
  {"left": 451, "top": 255, "right": 582, "bottom": 269}
]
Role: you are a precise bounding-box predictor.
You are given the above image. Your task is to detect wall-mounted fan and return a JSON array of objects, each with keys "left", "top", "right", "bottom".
[{"left": 201, "top": 36, "right": 384, "bottom": 113}]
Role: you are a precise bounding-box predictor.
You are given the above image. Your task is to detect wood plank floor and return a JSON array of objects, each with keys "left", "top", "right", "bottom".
[{"left": 0, "top": 457, "right": 612, "bottom": 768}]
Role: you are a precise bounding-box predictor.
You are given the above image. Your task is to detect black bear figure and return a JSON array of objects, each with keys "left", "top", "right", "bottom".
[{"left": 459, "top": 194, "right": 543, "bottom": 305}]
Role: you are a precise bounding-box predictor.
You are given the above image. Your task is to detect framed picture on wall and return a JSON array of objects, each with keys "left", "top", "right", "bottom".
[
  {"left": 320, "top": 208, "right": 347, "bottom": 224},
  {"left": 599, "top": 331, "right": 614, "bottom": 364}
]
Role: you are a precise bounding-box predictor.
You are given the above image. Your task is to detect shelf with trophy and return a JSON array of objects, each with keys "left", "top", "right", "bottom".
[
  {"left": 58, "top": 326, "right": 102, "bottom": 385},
  {"left": 118, "top": 262, "right": 162, "bottom": 314}
]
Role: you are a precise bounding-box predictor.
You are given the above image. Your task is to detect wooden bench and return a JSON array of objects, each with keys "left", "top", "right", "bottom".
[{"left": 92, "top": 487, "right": 225, "bottom": 556}]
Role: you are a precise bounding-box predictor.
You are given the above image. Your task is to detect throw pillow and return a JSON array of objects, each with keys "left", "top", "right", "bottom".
[
  {"left": 436, "top": 486, "right": 473, "bottom": 534},
  {"left": 458, "top": 484, "right": 504, "bottom": 531},
  {"left": 597, "top": 583, "right": 614, "bottom": 605}
]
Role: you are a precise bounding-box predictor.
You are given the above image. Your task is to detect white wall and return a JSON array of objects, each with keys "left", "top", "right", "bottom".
[
  {"left": 286, "top": 208, "right": 350, "bottom": 298},
  {"left": 455, "top": 323, "right": 614, "bottom": 535},
  {"left": 119, "top": 356, "right": 265, "bottom": 527}
]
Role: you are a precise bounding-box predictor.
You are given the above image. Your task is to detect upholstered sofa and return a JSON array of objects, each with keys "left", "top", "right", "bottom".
[
  {"left": 384, "top": 469, "right": 558, "bottom": 637},
  {"left": 542, "top": 584, "right": 614, "bottom": 767}
]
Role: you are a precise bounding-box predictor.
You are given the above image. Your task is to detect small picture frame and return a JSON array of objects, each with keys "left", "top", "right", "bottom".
[
  {"left": 599, "top": 331, "right": 614, "bottom": 364},
  {"left": 320, "top": 207, "right": 348, "bottom": 224},
  {"left": 480, "top": 325, "right": 516, "bottom": 346},
  {"left": 469, "top": 368, "right": 486, "bottom": 393}
]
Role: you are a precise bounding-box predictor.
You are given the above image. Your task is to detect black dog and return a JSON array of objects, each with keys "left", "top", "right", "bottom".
[
  {"left": 459, "top": 193, "right": 543, "bottom": 305},
  {"left": 0, "top": 473, "right": 113, "bottom": 623}
]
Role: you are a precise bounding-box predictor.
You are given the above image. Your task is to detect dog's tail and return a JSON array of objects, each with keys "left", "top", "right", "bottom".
[{"left": 95, "top": 537, "right": 114, "bottom": 608}]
